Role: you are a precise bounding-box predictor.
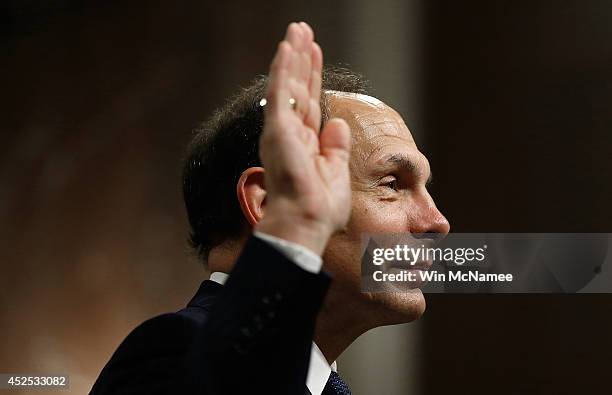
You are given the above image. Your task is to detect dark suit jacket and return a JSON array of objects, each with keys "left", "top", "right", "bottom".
[{"left": 90, "top": 236, "right": 331, "bottom": 395}]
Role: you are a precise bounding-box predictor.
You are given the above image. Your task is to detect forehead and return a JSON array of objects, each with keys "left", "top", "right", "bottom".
[{"left": 325, "top": 91, "right": 419, "bottom": 165}]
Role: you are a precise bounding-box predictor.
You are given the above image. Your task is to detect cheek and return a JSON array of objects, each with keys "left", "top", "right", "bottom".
[
  {"left": 324, "top": 194, "right": 412, "bottom": 281},
  {"left": 347, "top": 194, "right": 410, "bottom": 236}
]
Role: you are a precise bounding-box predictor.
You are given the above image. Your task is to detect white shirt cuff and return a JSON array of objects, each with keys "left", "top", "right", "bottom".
[{"left": 253, "top": 231, "right": 323, "bottom": 274}]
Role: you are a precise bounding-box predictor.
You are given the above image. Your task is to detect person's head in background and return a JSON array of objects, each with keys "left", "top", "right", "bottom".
[{"left": 183, "top": 66, "right": 449, "bottom": 361}]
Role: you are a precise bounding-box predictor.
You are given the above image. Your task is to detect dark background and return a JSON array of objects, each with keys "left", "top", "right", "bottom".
[
  {"left": 1, "top": 1, "right": 611, "bottom": 394},
  {"left": 422, "top": 2, "right": 612, "bottom": 394}
]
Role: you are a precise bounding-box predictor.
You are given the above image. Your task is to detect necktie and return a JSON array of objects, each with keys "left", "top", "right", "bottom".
[{"left": 322, "top": 371, "right": 352, "bottom": 395}]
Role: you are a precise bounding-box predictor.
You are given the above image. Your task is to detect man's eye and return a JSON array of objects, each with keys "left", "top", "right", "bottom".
[{"left": 382, "top": 178, "right": 399, "bottom": 191}]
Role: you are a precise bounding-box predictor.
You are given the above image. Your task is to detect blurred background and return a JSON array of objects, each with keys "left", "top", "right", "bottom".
[{"left": 1, "top": 1, "right": 611, "bottom": 394}]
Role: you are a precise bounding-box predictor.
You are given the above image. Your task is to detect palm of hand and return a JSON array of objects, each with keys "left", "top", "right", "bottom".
[{"left": 259, "top": 22, "right": 352, "bottom": 237}]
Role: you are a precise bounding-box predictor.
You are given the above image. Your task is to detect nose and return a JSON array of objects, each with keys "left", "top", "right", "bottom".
[
  {"left": 428, "top": 208, "right": 450, "bottom": 236},
  {"left": 410, "top": 194, "right": 450, "bottom": 237}
]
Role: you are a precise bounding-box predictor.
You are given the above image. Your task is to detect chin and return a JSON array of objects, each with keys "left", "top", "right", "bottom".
[{"left": 364, "top": 289, "right": 427, "bottom": 326}]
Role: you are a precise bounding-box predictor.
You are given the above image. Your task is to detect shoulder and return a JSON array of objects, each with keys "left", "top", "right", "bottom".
[
  {"left": 91, "top": 311, "right": 207, "bottom": 394},
  {"left": 95, "top": 312, "right": 203, "bottom": 375},
  {"left": 113, "top": 309, "right": 208, "bottom": 360}
]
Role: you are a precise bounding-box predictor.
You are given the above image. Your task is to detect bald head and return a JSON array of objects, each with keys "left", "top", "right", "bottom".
[{"left": 324, "top": 92, "right": 422, "bottom": 180}]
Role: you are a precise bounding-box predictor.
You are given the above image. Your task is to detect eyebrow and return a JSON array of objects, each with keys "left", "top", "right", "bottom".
[{"left": 379, "top": 154, "right": 433, "bottom": 186}]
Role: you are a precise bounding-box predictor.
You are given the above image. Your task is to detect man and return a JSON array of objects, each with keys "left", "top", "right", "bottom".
[{"left": 91, "top": 22, "right": 449, "bottom": 394}]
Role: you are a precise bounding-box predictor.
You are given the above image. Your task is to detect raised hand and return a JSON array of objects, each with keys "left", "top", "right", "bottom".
[{"left": 256, "top": 22, "right": 352, "bottom": 256}]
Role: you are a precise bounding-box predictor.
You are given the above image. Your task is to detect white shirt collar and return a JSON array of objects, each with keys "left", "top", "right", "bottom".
[
  {"left": 208, "top": 271, "right": 334, "bottom": 395},
  {"left": 308, "top": 342, "right": 336, "bottom": 395},
  {"left": 209, "top": 271, "right": 229, "bottom": 285}
]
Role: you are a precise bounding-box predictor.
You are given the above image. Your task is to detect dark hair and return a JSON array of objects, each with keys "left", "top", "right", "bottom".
[{"left": 183, "top": 66, "right": 370, "bottom": 262}]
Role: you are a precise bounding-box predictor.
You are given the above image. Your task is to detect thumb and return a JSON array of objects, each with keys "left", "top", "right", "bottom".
[{"left": 319, "top": 117, "right": 351, "bottom": 162}]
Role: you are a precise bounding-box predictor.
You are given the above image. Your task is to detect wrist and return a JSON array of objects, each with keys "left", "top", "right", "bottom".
[{"left": 255, "top": 201, "right": 332, "bottom": 256}]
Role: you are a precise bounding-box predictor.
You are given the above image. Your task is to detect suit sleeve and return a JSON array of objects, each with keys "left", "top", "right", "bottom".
[
  {"left": 193, "top": 236, "right": 331, "bottom": 394},
  {"left": 90, "top": 236, "right": 331, "bottom": 394}
]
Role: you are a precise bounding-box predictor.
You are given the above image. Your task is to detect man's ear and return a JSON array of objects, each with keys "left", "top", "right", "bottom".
[{"left": 236, "top": 166, "right": 266, "bottom": 226}]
